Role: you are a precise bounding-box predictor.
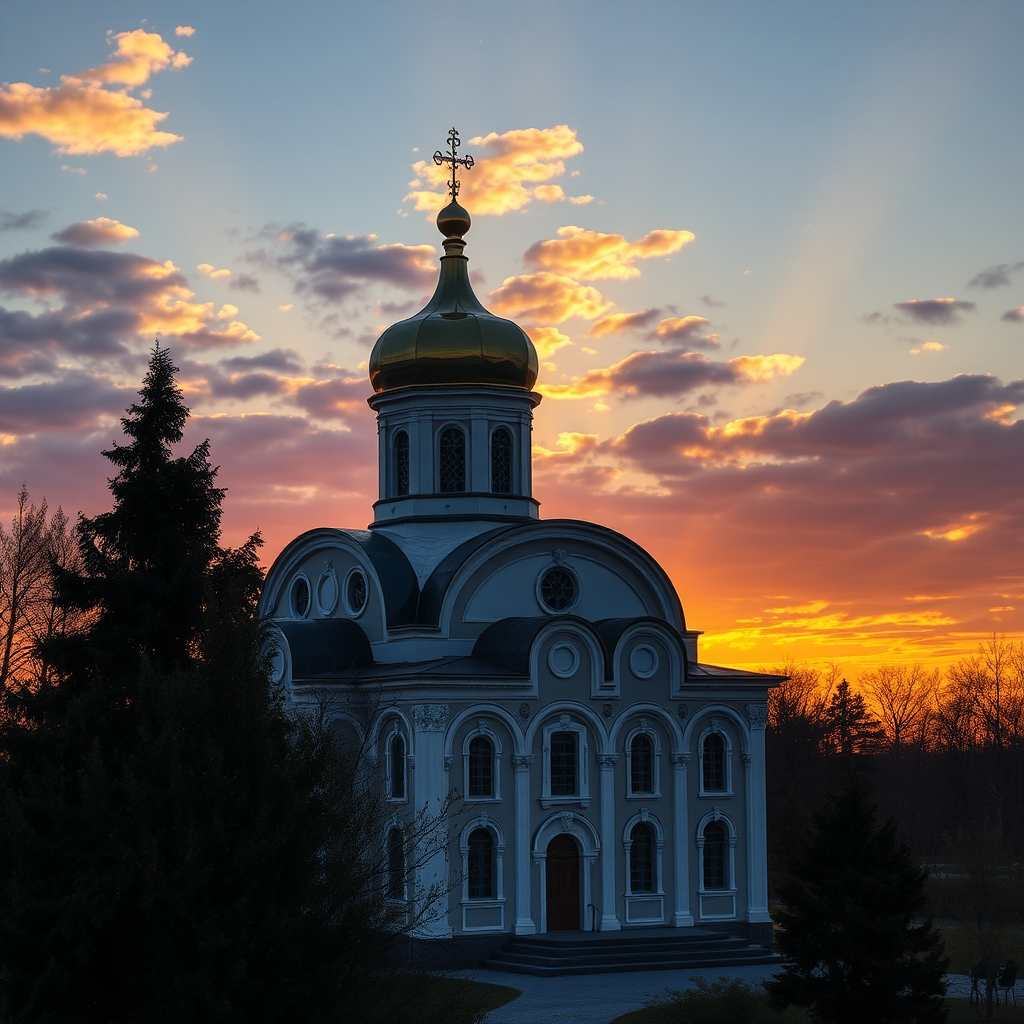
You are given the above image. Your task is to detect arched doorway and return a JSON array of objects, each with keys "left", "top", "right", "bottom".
[{"left": 546, "top": 834, "right": 581, "bottom": 930}]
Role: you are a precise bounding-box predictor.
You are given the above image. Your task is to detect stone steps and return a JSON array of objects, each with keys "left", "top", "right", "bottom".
[{"left": 482, "top": 928, "right": 780, "bottom": 977}]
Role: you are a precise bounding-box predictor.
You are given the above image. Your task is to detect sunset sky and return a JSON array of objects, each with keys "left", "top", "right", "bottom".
[{"left": 1, "top": 2, "right": 1021, "bottom": 676}]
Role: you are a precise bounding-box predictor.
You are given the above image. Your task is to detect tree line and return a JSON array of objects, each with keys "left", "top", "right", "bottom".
[{"left": 765, "top": 642, "right": 1024, "bottom": 868}]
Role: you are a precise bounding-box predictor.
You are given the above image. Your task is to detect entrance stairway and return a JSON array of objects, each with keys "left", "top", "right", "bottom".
[{"left": 482, "top": 926, "right": 779, "bottom": 977}]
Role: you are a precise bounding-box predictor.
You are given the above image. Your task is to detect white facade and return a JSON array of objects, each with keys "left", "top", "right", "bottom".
[{"left": 259, "top": 208, "right": 778, "bottom": 941}]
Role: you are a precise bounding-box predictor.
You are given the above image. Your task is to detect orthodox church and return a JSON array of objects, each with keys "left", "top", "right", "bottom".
[{"left": 260, "top": 133, "right": 777, "bottom": 944}]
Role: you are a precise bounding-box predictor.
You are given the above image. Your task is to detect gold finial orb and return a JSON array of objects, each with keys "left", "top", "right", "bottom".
[{"left": 437, "top": 199, "right": 471, "bottom": 239}]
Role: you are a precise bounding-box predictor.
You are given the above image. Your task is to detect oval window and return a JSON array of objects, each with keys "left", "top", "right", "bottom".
[
  {"left": 539, "top": 567, "right": 577, "bottom": 612},
  {"left": 317, "top": 570, "right": 339, "bottom": 615},
  {"left": 291, "top": 576, "right": 310, "bottom": 618},
  {"left": 346, "top": 569, "right": 368, "bottom": 616}
]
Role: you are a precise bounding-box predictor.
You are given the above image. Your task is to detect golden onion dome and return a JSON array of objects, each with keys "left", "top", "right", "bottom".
[{"left": 368, "top": 199, "right": 538, "bottom": 393}]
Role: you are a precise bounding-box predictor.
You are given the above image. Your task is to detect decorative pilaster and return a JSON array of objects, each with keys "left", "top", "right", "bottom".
[
  {"left": 671, "top": 752, "right": 694, "bottom": 927},
  {"left": 410, "top": 704, "right": 451, "bottom": 938},
  {"left": 744, "top": 704, "right": 771, "bottom": 925},
  {"left": 597, "top": 753, "right": 621, "bottom": 931},
  {"left": 512, "top": 753, "right": 536, "bottom": 934}
]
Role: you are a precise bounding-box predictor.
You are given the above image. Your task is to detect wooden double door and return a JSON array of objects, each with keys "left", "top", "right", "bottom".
[{"left": 545, "top": 834, "right": 580, "bottom": 931}]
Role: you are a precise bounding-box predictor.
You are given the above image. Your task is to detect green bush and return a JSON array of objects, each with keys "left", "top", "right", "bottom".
[{"left": 640, "top": 977, "right": 809, "bottom": 1024}]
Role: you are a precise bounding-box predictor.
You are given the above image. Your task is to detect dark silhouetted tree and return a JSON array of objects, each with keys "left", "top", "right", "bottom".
[
  {"left": 766, "top": 776, "right": 948, "bottom": 1024},
  {"left": 0, "top": 346, "right": 448, "bottom": 1024}
]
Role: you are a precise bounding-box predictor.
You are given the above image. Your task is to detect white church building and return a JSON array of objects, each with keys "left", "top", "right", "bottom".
[{"left": 259, "top": 152, "right": 777, "bottom": 945}]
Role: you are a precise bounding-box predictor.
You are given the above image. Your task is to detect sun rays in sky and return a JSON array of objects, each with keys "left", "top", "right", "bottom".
[{"left": 0, "top": 2, "right": 1021, "bottom": 675}]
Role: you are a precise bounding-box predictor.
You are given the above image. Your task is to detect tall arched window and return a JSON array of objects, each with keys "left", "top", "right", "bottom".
[
  {"left": 387, "top": 827, "right": 405, "bottom": 899},
  {"left": 630, "top": 734, "right": 654, "bottom": 794},
  {"left": 702, "top": 821, "right": 727, "bottom": 890},
  {"left": 490, "top": 427, "right": 512, "bottom": 493},
  {"left": 393, "top": 430, "right": 410, "bottom": 497},
  {"left": 702, "top": 732, "right": 725, "bottom": 792},
  {"left": 550, "top": 731, "right": 577, "bottom": 796},
  {"left": 629, "top": 822, "right": 655, "bottom": 893},
  {"left": 467, "top": 828, "right": 495, "bottom": 899},
  {"left": 468, "top": 736, "right": 494, "bottom": 798},
  {"left": 389, "top": 733, "right": 406, "bottom": 800},
  {"left": 439, "top": 427, "right": 466, "bottom": 493}
]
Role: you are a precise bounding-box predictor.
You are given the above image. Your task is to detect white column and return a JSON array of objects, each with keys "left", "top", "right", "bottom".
[
  {"left": 597, "top": 753, "right": 621, "bottom": 931},
  {"left": 744, "top": 704, "right": 771, "bottom": 923},
  {"left": 671, "top": 752, "right": 694, "bottom": 927},
  {"left": 512, "top": 754, "right": 536, "bottom": 934},
  {"left": 470, "top": 412, "right": 488, "bottom": 492},
  {"left": 411, "top": 704, "right": 452, "bottom": 938}
]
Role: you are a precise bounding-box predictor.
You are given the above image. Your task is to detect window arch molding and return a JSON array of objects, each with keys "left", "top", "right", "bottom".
[
  {"left": 381, "top": 718, "right": 409, "bottom": 803},
  {"left": 436, "top": 422, "right": 467, "bottom": 493},
  {"left": 458, "top": 813, "right": 507, "bottom": 902},
  {"left": 443, "top": 703, "right": 526, "bottom": 759},
  {"left": 697, "top": 721, "right": 734, "bottom": 797},
  {"left": 461, "top": 719, "right": 503, "bottom": 802},
  {"left": 539, "top": 713, "right": 591, "bottom": 808},
  {"left": 391, "top": 428, "right": 410, "bottom": 498},
  {"left": 695, "top": 808, "right": 738, "bottom": 895},
  {"left": 622, "top": 810, "right": 666, "bottom": 896},
  {"left": 623, "top": 720, "right": 662, "bottom": 798}
]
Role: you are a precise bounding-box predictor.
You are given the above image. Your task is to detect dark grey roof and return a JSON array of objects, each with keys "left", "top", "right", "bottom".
[
  {"left": 356, "top": 531, "right": 419, "bottom": 626},
  {"left": 593, "top": 617, "right": 688, "bottom": 680},
  {"left": 279, "top": 618, "right": 374, "bottom": 678}
]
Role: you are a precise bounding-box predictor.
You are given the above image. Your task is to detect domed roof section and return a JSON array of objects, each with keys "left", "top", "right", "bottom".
[{"left": 368, "top": 199, "right": 538, "bottom": 393}]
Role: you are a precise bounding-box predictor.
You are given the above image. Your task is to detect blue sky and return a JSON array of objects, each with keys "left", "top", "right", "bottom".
[{"left": 1, "top": 1, "right": 1021, "bottom": 670}]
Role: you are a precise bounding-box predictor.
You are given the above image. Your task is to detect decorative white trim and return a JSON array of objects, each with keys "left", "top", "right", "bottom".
[
  {"left": 461, "top": 718, "right": 503, "bottom": 802},
  {"left": 695, "top": 807, "right": 739, "bottom": 907},
  {"left": 384, "top": 722, "right": 408, "bottom": 804},
  {"left": 536, "top": 561, "right": 581, "bottom": 615},
  {"left": 622, "top": 810, "right": 666, "bottom": 904},
  {"left": 697, "top": 722, "right": 734, "bottom": 798},
  {"left": 459, "top": 813, "right": 507, "bottom": 917},
  {"left": 316, "top": 562, "right": 339, "bottom": 616},
  {"left": 548, "top": 642, "right": 580, "bottom": 678},
  {"left": 629, "top": 644, "right": 659, "bottom": 679},
  {"left": 623, "top": 720, "right": 662, "bottom": 798},
  {"left": 342, "top": 566, "right": 368, "bottom": 617},
  {"left": 540, "top": 714, "right": 591, "bottom": 808},
  {"left": 289, "top": 572, "right": 311, "bottom": 619},
  {"left": 532, "top": 811, "right": 601, "bottom": 933}
]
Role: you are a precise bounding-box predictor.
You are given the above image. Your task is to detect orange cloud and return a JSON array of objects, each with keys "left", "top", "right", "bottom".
[
  {"left": 52, "top": 217, "right": 139, "bottom": 245},
  {"left": 653, "top": 316, "right": 719, "bottom": 349},
  {"left": 589, "top": 310, "right": 661, "bottom": 336},
  {"left": 0, "top": 30, "right": 189, "bottom": 156},
  {"left": 405, "top": 125, "right": 585, "bottom": 216},
  {"left": 488, "top": 272, "right": 612, "bottom": 324},
  {"left": 523, "top": 226, "right": 695, "bottom": 280},
  {"left": 197, "top": 263, "right": 231, "bottom": 281},
  {"left": 537, "top": 350, "right": 804, "bottom": 400},
  {"left": 525, "top": 326, "right": 573, "bottom": 358},
  {"left": 175, "top": 26, "right": 195, "bottom": 37}
]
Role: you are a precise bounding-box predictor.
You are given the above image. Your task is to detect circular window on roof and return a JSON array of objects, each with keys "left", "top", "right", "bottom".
[
  {"left": 345, "top": 568, "right": 368, "bottom": 617},
  {"left": 317, "top": 568, "right": 339, "bottom": 616},
  {"left": 290, "top": 575, "right": 310, "bottom": 618},
  {"left": 538, "top": 566, "right": 578, "bottom": 613}
]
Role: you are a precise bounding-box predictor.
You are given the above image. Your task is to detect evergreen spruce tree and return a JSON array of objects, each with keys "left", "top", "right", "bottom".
[
  {"left": 0, "top": 346, "right": 419, "bottom": 1024},
  {"left": 766, "top": 776, "right": 948, "bottom": 1024}
]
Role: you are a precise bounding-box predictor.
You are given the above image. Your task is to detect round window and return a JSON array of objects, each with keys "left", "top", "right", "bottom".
[
  {"left": 345, "top": 569, "right": 368, "bottom": 616},
  {"left": 548, "top": 642, "right": 580, "bottom": 678},
  {"left": 291, "top": 576, "right": 310, "bottom": 618},
  {"left": 539, "top": 567, "right": 577, "bottom": 613},
  {"left": 630, "top": 644, "right": 659, "bottom": 679}
]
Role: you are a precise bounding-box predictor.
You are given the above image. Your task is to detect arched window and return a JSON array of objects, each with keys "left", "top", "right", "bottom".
[
  {"left": 490, "top": 427, "right": 512, "bottom": 493},
  {"left": 393, "top": 430, "right": 409, "bottom": 497},
  {"left": 702, "top": 821, "right": 727, "bottom": 890},
  {"left": 467, "top": 828, "right": 495, "bottom": 899},
  {"left": 439, "top": 427, "right": 466, "bottom": 493},
  {"left": 468, "top": 736, "right": 494, "bottom": 798},
  {"left": 630, "top": 734, "right": 654, "bottom": 794},
  {"left": 629, "top": 822, "right": 655, "bottom": 893},
  {"left": 387, "top": 827, "right": 405, "bottom": 899},
  {"left": 389, "top": 733, "right": 406, "bottom": 800},
  {"left": 702, "top": 732, "right": 725, "bottom": 792},
  {"left": 550, "top": 731, "right": 577, "bottom": 796}
]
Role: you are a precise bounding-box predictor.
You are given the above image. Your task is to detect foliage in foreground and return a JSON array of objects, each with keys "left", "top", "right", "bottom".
[
  {"left": 766, "top": 775, "right": 948, "bottom": 1024},
  {"left": 0, "top": 346, "right": 459, "bottom": 1024},
  {"left": 613, "top": 977, "right": 808, "bottom": 1024}
]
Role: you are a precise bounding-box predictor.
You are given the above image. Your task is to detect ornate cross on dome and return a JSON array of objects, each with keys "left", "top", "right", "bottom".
[{"left": 433, "top": 127, "right": 474, "bottom": 201}]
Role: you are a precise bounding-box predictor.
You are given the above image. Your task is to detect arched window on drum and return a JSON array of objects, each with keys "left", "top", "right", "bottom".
[
  {"left": 490, "top": 427, "right": 513, "bottom": 494},
  {"left": 439, "top": 426, "right": 466, "bottom": 493}
]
